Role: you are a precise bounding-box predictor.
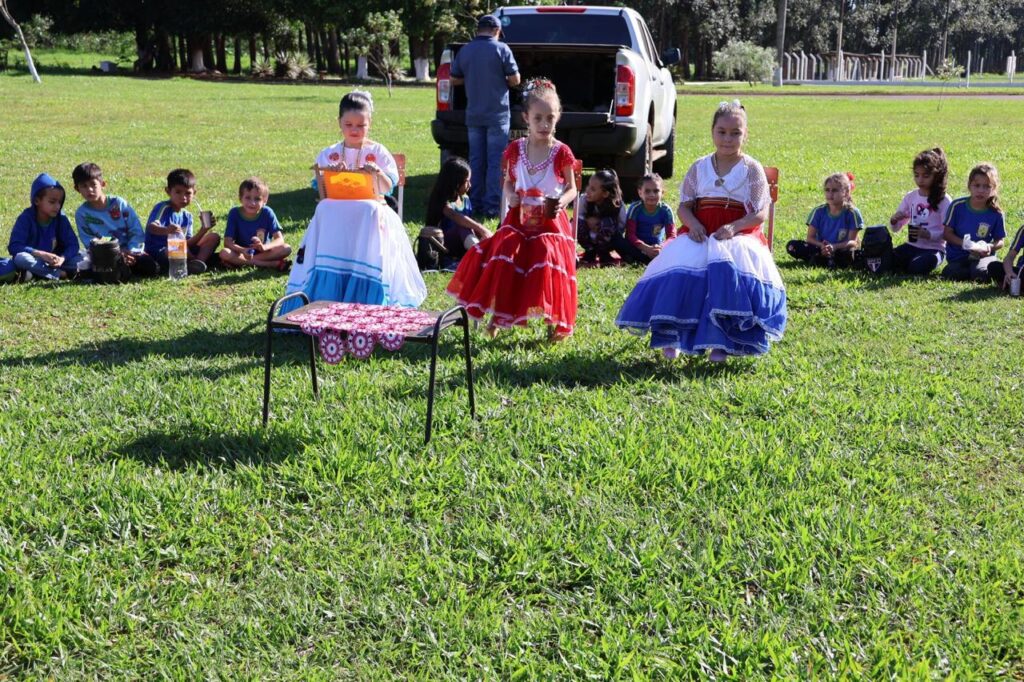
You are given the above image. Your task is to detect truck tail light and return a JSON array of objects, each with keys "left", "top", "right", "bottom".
[
  {"left": 615, "top": 65, "right": 635, "bottom": 116},
  {"left": 437, "top": 62, "right": 451, "bottom": 111}
]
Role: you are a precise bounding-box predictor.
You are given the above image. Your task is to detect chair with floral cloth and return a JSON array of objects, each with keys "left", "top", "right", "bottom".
[{"left": 262, "top": 292, "right": 476, "bottom": 444}]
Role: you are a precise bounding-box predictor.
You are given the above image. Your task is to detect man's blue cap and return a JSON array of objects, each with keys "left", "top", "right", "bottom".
[{"left": 478, "top": 15, "right": 500, "bottom": 30}]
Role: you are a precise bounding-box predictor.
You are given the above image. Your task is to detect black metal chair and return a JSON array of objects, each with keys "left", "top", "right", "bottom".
[{"left": 263, "top": 292, "right": 476, "bottom": 444}]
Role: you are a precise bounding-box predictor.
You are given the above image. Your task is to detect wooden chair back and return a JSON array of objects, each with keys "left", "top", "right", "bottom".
[{"left": 764, "top": 166, "right": 779, "bottom": 251}]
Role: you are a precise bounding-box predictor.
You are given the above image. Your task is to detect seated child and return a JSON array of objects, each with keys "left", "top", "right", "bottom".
[
  {"left": 72, "top": 162, "right": 158, "bottom": 280},
  {"left": 315, "top": 90, "right": 398, "bottom": 212},
  {"left": 145, "top": 168, "right": 221, "bottom": 275},
  {"left": 6, "top": 173, "right": 82, "bottom": 282},
  {"left": 576, "top": 169, "right": 626, "bottom": 266},
  {"left": 423, "top": 157, "right": 492, "bottom": 271},
  {"left": 219, "top": 177, "right": 292, "bottom": 271},
  {"left": 991, "top": 223, "right": 1024, "bottom": 292},
  {"left": 942, "top": 163, "right": 1005, "bottom": 282},
  {"left": 619, "top": 173, "right": 676, "bottom": 265},
  {"left": 786, "top": 172, "right": 863, "bottom": 268},
  {"left": 889, "top": 148, "right": 951, "bottom": 275}
]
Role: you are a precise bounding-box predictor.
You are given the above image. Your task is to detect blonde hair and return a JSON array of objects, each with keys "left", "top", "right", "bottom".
[
  {"left": 967, "top": 163, "right": 1001, "bottom": 213},
  {"left": 823, "top": 172, "right": 855, "bottom": 211}
]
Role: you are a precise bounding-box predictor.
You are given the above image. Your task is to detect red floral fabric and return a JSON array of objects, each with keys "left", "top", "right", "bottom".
[{"left": 286, "top": 303, "right": 437, "bottom": 363}]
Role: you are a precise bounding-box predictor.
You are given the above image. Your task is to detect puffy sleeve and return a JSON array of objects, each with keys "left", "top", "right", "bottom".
[
  {"left": 679, "top": 161, "right": 699, "bottom": 204},
  {"left": 366, "top": 142, "right": 398, "bottom": 194},
  {"left": 502, "top": 141, "right": 520, "bottom": 183},
  {"left": 554, "top": 143, "right": 577, "bottom": 184},
  {"left": 745, "top": 156, "right": 770, "bottom": 213}
]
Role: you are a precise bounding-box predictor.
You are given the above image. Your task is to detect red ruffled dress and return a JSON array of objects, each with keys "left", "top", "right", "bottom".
[{"left": 446, "top": 138, "right": 578, "bottom": 336}]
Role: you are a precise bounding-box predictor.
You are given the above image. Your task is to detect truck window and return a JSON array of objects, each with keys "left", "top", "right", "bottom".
[
  {"left": 639, "top": 22, "right": 659, "bottom": 65},
  {"left": 499, "top": 14, "right": 631, "bottom": 47}
]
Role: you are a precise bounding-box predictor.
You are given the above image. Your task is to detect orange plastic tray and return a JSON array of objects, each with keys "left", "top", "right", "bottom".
[{"left": 321, "top": 170, "right": 379, "bottom": 201}]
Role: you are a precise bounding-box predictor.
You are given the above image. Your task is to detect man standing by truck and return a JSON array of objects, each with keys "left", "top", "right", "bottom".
[{"left": 450, "top": 15, "right": 521, "bottom": 219}]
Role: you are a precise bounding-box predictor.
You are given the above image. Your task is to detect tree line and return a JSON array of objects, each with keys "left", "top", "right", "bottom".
[{"left": 6, "top": 0, "right": 1024, "bottom": 78}]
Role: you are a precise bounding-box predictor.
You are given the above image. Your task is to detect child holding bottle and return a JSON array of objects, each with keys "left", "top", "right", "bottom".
[
  {"left": 942, "top": 162, "right": 1005, "bottom": 282},
  {"left": 446, "top": 79, "right": 579, "bottom": 340}
]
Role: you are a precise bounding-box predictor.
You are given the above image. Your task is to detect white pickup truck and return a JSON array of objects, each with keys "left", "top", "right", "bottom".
[{"left": 432, "top": 5, "right": 680, "bottom": 181}]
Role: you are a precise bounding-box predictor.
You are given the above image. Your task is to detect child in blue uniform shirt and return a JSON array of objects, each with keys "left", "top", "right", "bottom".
[
  {"left": 942, "top": 163, "right": 1005, "bottom": 282},
  {"left": 787, "top": 172, "right": 863, "bottom": 268},
  {"left": 72, "top": 162, "right": 159, "bottom": 278},
  {"left": 619, "top": 173, "right": 675, "bottom": 264},
  {"left": 145, "top": 168, "right": 221, "bottom": 274},
  {"left": 219, "top": 177, "right": 292, "bottom": 270},
  {"left": 5, "top": 173, "right": 82, "bottom": 281}
]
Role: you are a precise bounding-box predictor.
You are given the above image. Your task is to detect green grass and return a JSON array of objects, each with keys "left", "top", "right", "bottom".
[{"left": 2, "top": 71, "right": 1024, "bottom": 678}]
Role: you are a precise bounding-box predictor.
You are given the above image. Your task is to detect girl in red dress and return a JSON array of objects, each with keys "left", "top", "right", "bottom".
[{"left": 446, "top": 79, "right": 579, "bottom": 340}]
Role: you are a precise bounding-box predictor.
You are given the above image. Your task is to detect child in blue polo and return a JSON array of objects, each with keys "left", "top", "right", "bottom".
[
  {"left": 219, "top": 177, "right": 292, "bottom": 270},
  {"left": 787, "top": 172, "right": 863, "bottom": 268},
  {"left": 145, "top": 168, "right": 221, "bottom": 274},
  {"left": 5, "top": 173, "right": 82, "bottom": 281},
  {"left": 942, "top": 163, "right": 1005, "bottom": 282}
]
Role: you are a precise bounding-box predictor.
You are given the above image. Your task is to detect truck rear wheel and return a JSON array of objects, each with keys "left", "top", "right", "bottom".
[
  {"left": 617, "top": 123, "right": 653, "bottom": 188},
  {"left": 652, "top": 123, "right": 675, "bottom": 178}
]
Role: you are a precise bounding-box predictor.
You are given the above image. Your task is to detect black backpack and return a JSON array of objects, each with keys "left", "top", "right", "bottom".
[
  {"left": 89, "top": 239, "right": 130, "bottom": 284},
  {"left": 416, "top": 227, "right": 447, "bottom": 272},
  {"left": 858, "top": 225, "right": 893, "bottom": 274}
]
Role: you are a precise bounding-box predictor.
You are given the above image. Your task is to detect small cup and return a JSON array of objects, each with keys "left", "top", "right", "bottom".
[
  {"left": 200, "top": 210, "right": 214, "bottom": 229},
  {"left": 543, "top": 195, "right": 560, "bottom": 219},
  {"left": 1011, "top": 277, "right": 1021, "bottom": 297}
]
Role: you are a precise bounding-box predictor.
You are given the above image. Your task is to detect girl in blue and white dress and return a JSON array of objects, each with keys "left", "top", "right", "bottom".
[{"left": 615, "top": 101, "right": 787, "bottom": 362}]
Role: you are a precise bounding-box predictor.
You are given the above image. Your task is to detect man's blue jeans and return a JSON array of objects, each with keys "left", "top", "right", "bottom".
[{"left": 467, "top": 123, "right": 509, "bottom": 217}]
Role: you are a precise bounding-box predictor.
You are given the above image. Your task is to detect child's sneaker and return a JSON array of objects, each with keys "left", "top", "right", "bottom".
[{"left": 186, "top": 259, "right": 207, "bottom": 275}]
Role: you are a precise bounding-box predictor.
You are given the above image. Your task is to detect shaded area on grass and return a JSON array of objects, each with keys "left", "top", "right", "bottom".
[{"left": 112, "top": 429, "right": 306, "bottom": 469}]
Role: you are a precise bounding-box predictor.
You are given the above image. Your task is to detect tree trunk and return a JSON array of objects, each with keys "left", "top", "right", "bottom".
[
  {"left": 134, "top": 24, "right": 154, "bottom": 72},
  {"left": 343, "top": 40, "right": 350, "bottom": 77},
  {"left": 178, "top": 35, "right": 187, "bottom": 72},
  {"left": 679, "top": 22, "right": 691, "bottom": 80},
  {"left": 232, "top": 35, "right": 241, "bottom": 74},
  {"left": 0, "top": 1, "right": 41, "bottom": 82},
  {"left": 326, "top": 29, "right": 340, "bottom": 74},
  {"left": 216, "top": 33, "right": 228, "bottom": 72},
  {"left": 261, "top": 34, "right": 270, "bottom": 60},
  {"left": 189, "top": 35, "right": 206, "bottom": 72},
  {"left": 156, "top": 29, "right": 174, "bottom": 71},
  {"left": 305, "top": 24, "right": 315, "bottom": 64},
  {"left": 248, "top": 35, "right": 257, "bottom": 68}
]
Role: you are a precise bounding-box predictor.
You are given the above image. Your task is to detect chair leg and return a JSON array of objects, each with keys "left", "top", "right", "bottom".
[
  {"left": 308, "top": 334, "right": 319, "bottom": 398},
  {"left": 262, "top": 323, "right": 274, "bottom": 426},
  {"left": 461, "top": 312, "right": 476, "bottom": 419},
  {"left": 425, "top": 334, "right": 440, "bottom": 444}
]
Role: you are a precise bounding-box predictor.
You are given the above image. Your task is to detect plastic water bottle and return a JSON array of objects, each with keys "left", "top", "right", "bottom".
[{"left": 167, "top": 227, "right": 188, "bottom": 280}]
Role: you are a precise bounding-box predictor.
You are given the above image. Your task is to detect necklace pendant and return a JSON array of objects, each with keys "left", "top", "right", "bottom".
[{"left": 714, "top": 178, "right": 725, "bottom": 187}]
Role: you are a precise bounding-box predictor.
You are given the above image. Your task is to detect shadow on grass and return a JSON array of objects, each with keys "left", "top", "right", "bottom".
[
  {"left": 943, "top": 284, "right": 1003, "bottom": 302},
  {"left": 5, "top": 326, "right": 314, "bottom": 378},
  {"left": 777, "top": 260, "right": 925, "bottom": 290},
  {"left": 112, "top": 429, "right": 303, "bottom": 470},
  {"left": 203, "top": 265, "right": 291, "bottom": 287},
  {"left": 475, "top": 347, "right": 748, "bottom": 389}
]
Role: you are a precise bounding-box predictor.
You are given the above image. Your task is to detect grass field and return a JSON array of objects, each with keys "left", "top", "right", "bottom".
[{"left": 2, "top": 68, "right": 1024, "bottom": 678}]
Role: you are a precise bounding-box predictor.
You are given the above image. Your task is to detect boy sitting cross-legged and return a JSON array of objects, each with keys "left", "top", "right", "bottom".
[
  {"left": 4, "top": 173, "right": 83, "bottom": 282},
  {"left": 219, "top": 177, "right": 292, "bottom": 271},
  {"left": 72, "top": 162, "right": 159, "bottom": 281},
  {"left": 145, "top": 168, "right": 221, "bottom": 275}
]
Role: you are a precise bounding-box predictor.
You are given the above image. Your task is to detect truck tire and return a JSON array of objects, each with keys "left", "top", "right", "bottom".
[
  {"left": 618, "top": 123, "right": 653, "bottom": 188},
  {"left": 652, "top": 122, "right": 675, "bottom": 179}
]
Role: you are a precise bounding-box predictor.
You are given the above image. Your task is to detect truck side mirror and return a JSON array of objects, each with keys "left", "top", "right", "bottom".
[{"left": 661, "top": 48, "right": 681, "bottom": 67}]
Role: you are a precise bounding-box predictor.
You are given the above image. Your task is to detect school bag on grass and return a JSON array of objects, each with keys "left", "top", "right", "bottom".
[
  {"left": 89, "top": 238, "right": 130, "bottom": 284},
  {"left": 416, "top": 227, "right": 447, "bottom": 272},
  {"left": 857, "top": 224, "right": 893, "bottom": 275}
]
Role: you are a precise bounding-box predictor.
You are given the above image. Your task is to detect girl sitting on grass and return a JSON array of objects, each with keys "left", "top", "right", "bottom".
[
  {"left": 423, "top": 157, "right": 492, "bottom": 271},
  {"left": 942, "top": 162, "right": 1005, "bottom": 282},
  {"left": 786, "top": 172, "right": 863, "bottom": 268},
  {"left": 889, "top": 148, "right": 951, "bottom": 275},
  {"left": 576, "top": 169, "right": 626, "bottom": 266}
]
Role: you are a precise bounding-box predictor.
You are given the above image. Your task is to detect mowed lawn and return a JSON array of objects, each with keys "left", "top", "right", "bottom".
[{"left": 1, "top": 69, "right": 1024, "bottom": 678}]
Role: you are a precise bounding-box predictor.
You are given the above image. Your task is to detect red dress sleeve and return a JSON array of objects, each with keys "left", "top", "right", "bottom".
[
  {"left": 502, "top": 141, "right": 520, "bottom": 183},
  {"left": 554, "top": 143, "right": 577, "bottom": 184}
]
